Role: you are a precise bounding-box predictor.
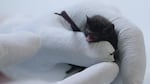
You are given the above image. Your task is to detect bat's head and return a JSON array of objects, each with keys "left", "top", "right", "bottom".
[{"left": 84, "top": 15, "right": 115, "bottom": 42}]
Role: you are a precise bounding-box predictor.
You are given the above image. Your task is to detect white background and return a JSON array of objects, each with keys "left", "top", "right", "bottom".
[{"left": 0, "top": 0, "right": 149, "bottom": 83}]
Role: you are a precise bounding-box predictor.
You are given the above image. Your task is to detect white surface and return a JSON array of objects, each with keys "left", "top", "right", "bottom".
[
  {"left": 113, "top": 1, "right": 150, "bottom": 84},
  {"left": 0, "top": 0, "right": 149, "bottom": 84},
  {"left": 0, "top": 32, "right": 40, "bottom": 69},
  {"left": 6, "top": 62, "right": 119, "bottom": 84}
]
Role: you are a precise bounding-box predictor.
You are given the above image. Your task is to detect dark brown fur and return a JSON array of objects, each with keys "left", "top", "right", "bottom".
[{"left": 84, "top": 15, "right": 118, "bottom": 50}]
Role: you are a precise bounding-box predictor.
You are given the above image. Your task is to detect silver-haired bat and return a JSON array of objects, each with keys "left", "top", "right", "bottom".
[{"left": 55, "top": 11, "right": 118, "bottom": 74}]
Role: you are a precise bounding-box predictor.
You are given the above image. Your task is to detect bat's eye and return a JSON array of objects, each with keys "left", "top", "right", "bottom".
[
  {"left": 85, "top": 29, "right": 92, "bottom": 36},
  {"left": 86, "top": 28, "right": 91, "bottom": 33}
]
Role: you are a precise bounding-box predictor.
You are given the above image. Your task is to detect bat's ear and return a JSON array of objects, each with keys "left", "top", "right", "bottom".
[{"left": 86, "top": 15, "right": 90, "bottom": 23}]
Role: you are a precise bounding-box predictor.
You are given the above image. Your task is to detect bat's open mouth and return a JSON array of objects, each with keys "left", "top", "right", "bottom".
[{"left": 86, "top": 35, "right": 98, "bottom": 42}]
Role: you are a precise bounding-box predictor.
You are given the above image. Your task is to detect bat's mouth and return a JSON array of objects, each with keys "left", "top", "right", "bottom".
[{"left": 86, "top": 35, "right": 98, "bottom": 42}]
